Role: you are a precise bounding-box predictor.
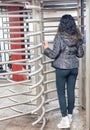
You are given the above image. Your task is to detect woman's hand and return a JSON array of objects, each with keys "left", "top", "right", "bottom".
[{"left": 43, "top": 41, "right": 49, "bottom": 49}]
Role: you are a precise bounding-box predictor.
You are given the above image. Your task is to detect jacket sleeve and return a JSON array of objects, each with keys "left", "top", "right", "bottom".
[
  {"left": 76, "top": 39, "right": 84, "bottom": 58},
  {"left": 44, "top": 34, "right": 61, "bottom": 59}
]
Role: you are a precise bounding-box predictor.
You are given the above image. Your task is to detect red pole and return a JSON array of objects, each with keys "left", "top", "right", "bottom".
[{"left": 7, "top": 6, "right": 27, "bottom": 81}]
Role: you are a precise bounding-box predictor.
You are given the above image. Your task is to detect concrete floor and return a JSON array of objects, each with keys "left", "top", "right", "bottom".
[
  {"left": 0, "top": 107, "right": 86, "bottom": 130},
  {"left": 0, "top": 79, "right": 86, "bottom": 130}
]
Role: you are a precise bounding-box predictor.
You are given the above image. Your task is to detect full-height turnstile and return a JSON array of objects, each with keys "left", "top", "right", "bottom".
[
  {"left": 42, "top": 0, "right": 86, "bottom": 113},
  {"left": 0, "top": 1, "right": 45, "bottom": 130},
  {"left": 0, "top": 0, "right": 86, "bottom": 130}
]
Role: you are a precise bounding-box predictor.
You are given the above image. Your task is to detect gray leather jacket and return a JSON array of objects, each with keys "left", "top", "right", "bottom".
[{"left": 44, "top": 32, "right": 84, "bottom": 69}]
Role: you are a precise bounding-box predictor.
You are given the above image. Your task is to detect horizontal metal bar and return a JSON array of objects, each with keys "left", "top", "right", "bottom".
[
  {"left": 0, "top": 65, "right": 43, "bottom": 87},
  {"left": 0, "top": 110, "right": 33, "bottom": 122},
  {"left": 9, "top": 52, "right": 32, "bottom": 55},
  {"left": 0, "top": 3, "right": 24, "bottom": 7},
  {"left": 45, "top": 97, "right": 58, "bottom": 104},
  {"left": 0, "top": 79, "right": 31, "bottom": 87},
  {"left": 43, "top": 4, "right": 79, "bottom": 10},
  {"left": 43, "top": 29, "right": 57, "bottom": 33},
  {"left": 44, "top": 88, "right": 56, "bottom": 94},
  {"left": 24, "top": 4, "right": 41, "bottom": 10},
  {"left": 0, "top": 99, "right": 31, "bottom": 110},
  {"left": 43, "top": 16, "right": 78, "bottom": 22},
  {"left": 7, "top": 75, "right": 43, "bottom": 90},
  {"left": 43, "top": 19, "right": 59, "bottom": 22},
  {"left": 0, "top": 43, "right": 42, "bottom": 53},
  {"left": 43, "top": 17, "right": 60, "bottom": 20},
  {"left": 4, "top": 31, "right": 42, "bottom": 36},
  {"left": 1, "top": 0, "right": 27, "bottom": 3},
  {"left": 4, "top": 42, "right": 31, "bottom": 44},
  {"left": 0, "top": 34, "right": 41, "bottom": 41},
  {"left": 4, "top": 31, "right": 30, "bottom": 35},
  {"left": 44, "top": 79, "right": 56, "bottom": 84},
  {"left": 3, "top": 19, "right": 41, "bottom": 24},
  {"left": 43, "top": 70, "right": 55, "bottom": 74},
  {"left": 0, "top": 37, "right": 28, "bottom": 41},
  {"left": 7, "top": 87, "right": 32, "bottom": 94},
  {"left": 46, "top": 106, "right": 59, "bottom": 113},
  {"left": 43, "top": 60, "right": 53, "bottom": 64},
  {"left": 0, "top": 90, "right": 32, "bottom": 99},
  {"left": 6, "top": 62, "right": 30, "bottom": 66},
  {"left": 44, "top": 25, "right": 58, "bottom": 28},
  {"left": 0, "top": 65, "right": 41, "bottom": 77},
  {"left": 0, "top": 14, "right": 31, "bottom": 17},
  {"left": 9, "top": 107, "right": 23, "bottom": 113},
  {"left": 3, "top": 21, "right": 29, "bottom": 24},
  {"left": 42, "top": 7, "right": 80, "bottom": 11},
  {"left": 27, "top": 31, "right": 42, "bottom": 36},
  {"left": 0, "top": 3, "right": 41, "bottom": 10},
  {"left": 25, "top": 19, "right": 41, "bottom": 23},
  {"left": 0, "top": 59, "right": 27, "bottom": 65},
  {"left": 44, "top": 33, "right": 56, "bottom": 36},
  {"left": 14, "top": 107, "right": 27, "bottom": 114},
  {"left": 0, "top": 54, "right": 42, "bottom": 66},
  {"left": 8, "top": 97, "right": 18, "bottom": 103},
  {"left": 0, "top": 26, "right": 28, "bottom": 29},
  {"left": 2, "top": 9, "right": 32, "bottom": 14},
  {"left": 42, "top": 0, "right": 77, "bottom": 3}
]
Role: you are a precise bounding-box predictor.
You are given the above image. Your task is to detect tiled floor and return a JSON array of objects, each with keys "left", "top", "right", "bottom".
[{"left": 0, "top": 107, "right": 86, "bottom": 130}]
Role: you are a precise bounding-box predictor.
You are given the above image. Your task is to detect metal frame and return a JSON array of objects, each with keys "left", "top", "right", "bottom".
[
  {"left": 86, "top": 0, "right": 90, "bottom": 129},
  {"left": 0, "top": 1, "right": 45, "bottom": 130},
  {"left": 0, "top": 0, "right": 88, "bottom": 130},
  {"left": 42, "top": 0, "right": 83, "bottom": 113}
]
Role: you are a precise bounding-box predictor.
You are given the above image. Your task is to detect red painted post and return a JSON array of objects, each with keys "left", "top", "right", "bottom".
[{"left": 7, "top": 6, "right": 27, "bottom": 81}]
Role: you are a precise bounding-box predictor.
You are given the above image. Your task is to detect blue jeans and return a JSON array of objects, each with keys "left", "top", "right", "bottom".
[{"left": 56, "top": 68, "right": 78, "bottom": 117}]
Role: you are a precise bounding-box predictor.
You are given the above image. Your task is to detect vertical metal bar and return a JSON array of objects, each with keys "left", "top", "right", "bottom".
[
  {"left": 32, "top": 0, "right": 42, "bottom": 114},
  {"left": 1, "top": 7, "right": 6, "bottom": 70},
  {"left": 40, "top": 1, "right": 48, "bottom": 101},
  {"left": 77, "top": 0, "right": 84, "bottom": 108},
  {"left": 24, "top": 11, "right": 31, "bottom": 80},
  {"left": 86, "top": 0, "right": 90, "bottom": 129},
  {"left": 81, "top": 0, "right": 85, "bottom": 35}
]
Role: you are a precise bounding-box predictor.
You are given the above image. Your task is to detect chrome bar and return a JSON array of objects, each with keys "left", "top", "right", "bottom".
[
  {"left": 31, "top": 96, "right": 45, "bottom": 114},
  {"left": 0, "top": 43, "right": 42, "bottom": 53},
  {"left": 3, "top": 19, "right": 41, "bottom": 24},
  {"left": 32, "top": 106, "right": 45, "bottom": 125},
  {"left": 0, "top": 65, "right": 43, "bottom": 87},
  {"left": 31, "top": 85, "right": 44, "bottom": 102},
  {"left": 0, "top": 26, "right": 28, "bottom": 29},
  {"left": 0, "top": 3, "right": 41, "bottom": 10}
]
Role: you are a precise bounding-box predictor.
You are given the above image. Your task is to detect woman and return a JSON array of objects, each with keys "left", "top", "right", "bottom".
[{"left": 43, "top": 14, "right": 84, "bottom": 128}]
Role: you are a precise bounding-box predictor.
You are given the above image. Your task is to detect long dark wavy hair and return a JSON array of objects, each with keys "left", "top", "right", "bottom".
[{"left": 58, "top": 14, "right": 82, "bottom": 39}]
